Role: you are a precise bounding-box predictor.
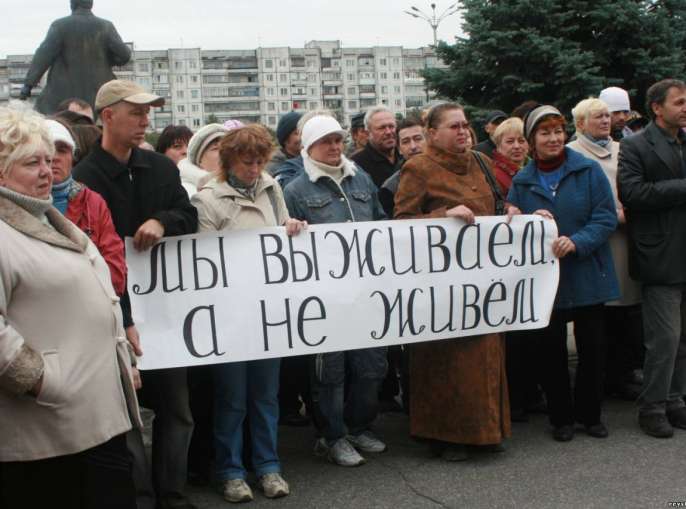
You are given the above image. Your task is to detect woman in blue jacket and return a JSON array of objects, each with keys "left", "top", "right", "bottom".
[{"left": 507, "top": 105, "right": 619, "bottom": 442}]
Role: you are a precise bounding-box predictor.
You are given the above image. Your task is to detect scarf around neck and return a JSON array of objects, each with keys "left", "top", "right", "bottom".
[
  {"left": 582, "top": 133, "right": 611, "bottom": 148},
  {"left": 227, "top": 172, "right": 259, "bottom": 201},
  {"left": 0, "top": 185, "right": 53, "bottom": 219}
]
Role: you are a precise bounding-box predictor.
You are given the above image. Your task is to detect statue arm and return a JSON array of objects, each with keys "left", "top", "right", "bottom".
[
  {"left": 106, "top": 22, "right": 131, "bottom": 66},
  {"left": 24, "top": 23, "right": 63, "bottom": 87}
]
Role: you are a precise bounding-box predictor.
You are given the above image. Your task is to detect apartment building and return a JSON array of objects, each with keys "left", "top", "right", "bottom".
[{"left": 0, "top": 40, "right": 446, "bottom": 131}]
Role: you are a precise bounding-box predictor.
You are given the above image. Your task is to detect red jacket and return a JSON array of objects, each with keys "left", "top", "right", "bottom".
[{"left": 66, "top": 184, "right": 127, "bottom": 296}]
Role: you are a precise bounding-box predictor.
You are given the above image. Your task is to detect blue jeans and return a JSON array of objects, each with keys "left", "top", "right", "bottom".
[
  {"left": 213, "top": 358, "right": 281, "bottom": 480},
  {"left": 311, "top": 347, "right": 388, "bottom": 443}
]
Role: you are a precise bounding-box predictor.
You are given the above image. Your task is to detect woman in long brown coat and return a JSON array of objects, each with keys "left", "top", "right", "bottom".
[{"left": 394, "top": 102, "right": 512, "bottom": 461}]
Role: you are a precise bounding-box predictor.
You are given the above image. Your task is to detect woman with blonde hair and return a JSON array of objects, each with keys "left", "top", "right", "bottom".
[
  {"left": 491, "top": 117, "right": 528, "bottom": 195},
  {"left": 569, "top": 97, "right": 643, "bottom": 401},
  {"left": 0, "top": 105, "right": 139, "bottom": 508}
]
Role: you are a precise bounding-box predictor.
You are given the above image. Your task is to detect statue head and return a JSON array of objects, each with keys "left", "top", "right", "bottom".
[{"left": 71, "top": 0, "right": 93, "bottom": 10}]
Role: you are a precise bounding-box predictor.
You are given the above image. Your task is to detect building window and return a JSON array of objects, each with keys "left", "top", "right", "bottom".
[
  {"left": 347, "top": 73, "right": 355, "bottom": 81},
  {"left": 280, "top": 59, "right": 287, "bottom": 67},
  {"left": 347, "top": 87, "right": 356, "bottom": 95},
  {"left": 394, "top": 86, "right": 401, "bottom": 94},
  {"left": 191, "top": 89, "right": 199, "bottom": 99},
  {"left": 393, "top": 57, "right": 400, "bottom": 65},
  {"left": 177, "top": 105, "right": 185, "bottom": 113},
  {"left": 175, "top": 61, "right": 183, "bottom": 69},
  {"left": 266, "top": 74, "right": 274, "bottom": 81},
  {"left": 176, "top": 75, "right": 184, "bottom": 84},
  {"left": 280, "top": 88, "right": 288, "bottom": 95},
  {"left": 393, "top": 72, "right": 401, "bottom": 80},
  {"left": 267, "top": 87, "right": 275, "bottom": 96},
  {"left": 191, "top": 75, "right": 198, "bottom": 83},
  {"left": 381, "top": 86, "right": 388, "bottom": 94},
  {"left": 265, "top": 59, "right": 273, "bottom": 68},
  {"left": 379, "top": 58, "right": 387, "bottom": 66},
  {"left": 193, "top": 118, "right": 201, "bottom": 127},
  {"left": 269, "top": 115, "right": 277, "bottom": 125},
  {"left": 309, "top": 101, "right": 319, "bottom": 109},
  {"left": 178, "top": 119, "right": 186, "bottom": 125},
  {"left": 189, "top": 61, "right": 197, "bottom": 69},
  {"left": 280, "top": 74, "right": 288, "bottom": 82},
  {"left": 137, "top": 63, "right": 149, "bottom": 72},
  {"left": 310, "top": 88, "right": 317, "bottom": 96},
  {"left": 348, "top": 100, "right": 357, "bottom": 109},
  {"left": 177, "top": 90, "right": 184, "bottom": 98},
  {"left": 346, "top": 59, "right": 355, "bottom": 67},
  {"left": 395, "top": 99, "right": 402, "bottom": 107},
  {"left": 380, "top": 72, "right": 388, "bottom": 80},
  {"left": 268, "top": 102, "right": 275, "bottom": 111},
  {"left": 191, "top": 104, "right": 199, "bottom": 112},
  {"left": 281, "top": 101, "right": 289, "bottom": 110}
]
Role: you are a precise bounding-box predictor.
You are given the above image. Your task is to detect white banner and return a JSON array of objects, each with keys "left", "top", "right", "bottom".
[{"left": 126, "top": 216, "right": 559, "bottom": 370}]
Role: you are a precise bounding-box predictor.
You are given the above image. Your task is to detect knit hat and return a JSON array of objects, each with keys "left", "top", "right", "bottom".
[
  {"left": 45, "top": 119, "right": 76, "bottom": 154},
  {"left": 524, "top": 105, "right": 563, "bottom": 139},
  {"left": 599, "top": 87, "right": 631, "bottom": 113},
  {"left": 301, "top": 115, "right": 347, "bottom": 152},
  {"left": 223, "top": 119, "right": 245, "bottom": 131},
  {"left": 276, "top": 111, "right": 303, "bottom": 147},
  {"left": 187, "top": 124, "right": 229, "bottom": 165}
]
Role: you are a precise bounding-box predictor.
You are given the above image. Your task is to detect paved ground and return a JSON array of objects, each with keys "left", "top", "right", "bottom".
[{"left": 184, "top": 399, "right": 686, "bottom": 509}]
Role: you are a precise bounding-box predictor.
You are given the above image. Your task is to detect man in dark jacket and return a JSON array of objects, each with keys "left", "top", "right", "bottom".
[
  {"left": 351, "top": 106, "right": 403, "bottom": 188},
  {"left": 73, "top": 79, "right": 198, "bottom": 509},
  {"left": 617, "top": 78, "right": 686, "bottom": 439},
  {"left": 20, "top": 0, "right": 131, "bottom": 115}
]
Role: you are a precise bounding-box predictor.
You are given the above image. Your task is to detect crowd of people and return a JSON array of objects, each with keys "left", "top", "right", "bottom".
[{"left": 1, "top": 76, "right": 685, "bottom": 509}]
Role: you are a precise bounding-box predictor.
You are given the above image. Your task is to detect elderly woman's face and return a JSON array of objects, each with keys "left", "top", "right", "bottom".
[
  {"left": 534, "top": 121, "right": 566, "bottom": 161},
  {"left": 199, "top": 139, "right": 221, "bottom": 172},
  {"left": 581, "top": 109, "right": 611, "bottom": 140},
  {"left": 497, "top": 132, "right": 528, "bottom": 165},
  {"left": 0, "top": 149, "right": 53, "bottom": 199},
  {"left": 230, "top": 154, "right": 266, "bottom": 186},
  {"left": 308, "top": 133, "right": 344, "bottom": 166},
  {"left": 429, "top": 109, "right": 471, "bottom": 153}
]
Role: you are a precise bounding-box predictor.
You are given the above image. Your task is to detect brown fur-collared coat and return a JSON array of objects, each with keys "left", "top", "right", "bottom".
[{"left": 394, "top": 145, "right": 511, "bottom": 445}]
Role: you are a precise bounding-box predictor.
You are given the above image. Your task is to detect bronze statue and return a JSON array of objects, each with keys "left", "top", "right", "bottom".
[{"left": 20, "top": 0, "right": 131, "bottom": 115}]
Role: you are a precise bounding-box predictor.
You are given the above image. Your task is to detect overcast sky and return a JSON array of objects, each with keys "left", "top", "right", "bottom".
[{"left": 3, "top": 0, "right": 464, "bottom": 58}]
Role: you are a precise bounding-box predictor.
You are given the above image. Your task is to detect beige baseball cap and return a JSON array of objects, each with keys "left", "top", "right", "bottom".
[{"left": 95, "top": 79, "right": 165, "bottom": 111}]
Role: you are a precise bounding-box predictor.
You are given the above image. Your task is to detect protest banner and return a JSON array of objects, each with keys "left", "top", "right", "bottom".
[{"left": 126, "top": 215, "right": 559, "bottom": 370}]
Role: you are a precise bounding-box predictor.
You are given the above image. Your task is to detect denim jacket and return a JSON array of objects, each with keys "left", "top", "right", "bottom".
[{"left": 283, "top": 154, "right": 386, "bottom": 225}]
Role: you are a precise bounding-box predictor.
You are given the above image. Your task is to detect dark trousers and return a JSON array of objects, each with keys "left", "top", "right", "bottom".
[
  {"left": 506, "top": 330, "right": 541, "bottom": 413},
  {"left": 639, "top": 284, "right": 686, "bottom": 414},
  {"left": 278, "top": 354, "right": 312, "bottom": 416},
  {"left": 131, "top": 367, "right": 194, "bottom": 509},
  {"left": 0, "top": 434, "right": 135, "bottom": 509},
  {"left": 530, "top": 305, "right": 607, "bottom": 427},
  {"left": 188, "top": 365, "right": 214, "bottom": 479},
  {"left": 604, "top": 304, "right": 644, "bottom": 388}
]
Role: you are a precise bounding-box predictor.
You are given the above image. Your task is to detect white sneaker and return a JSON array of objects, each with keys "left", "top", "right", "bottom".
[
  {"left": 258, "top": 473, "right": 290, "bottom": 499},
  {"left": 328, "top": 437, "right": 366, "bottom": 467},
  {"left": 222, "top": 478, "right": 253, "bottom": 503},
  {"left": 347, "top": 431, "right": 387, "bottom": 453}
]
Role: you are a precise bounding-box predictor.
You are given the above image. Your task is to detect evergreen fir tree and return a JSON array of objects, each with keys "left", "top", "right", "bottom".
[{"left": 424, "top": 0, "right": 686, "bottom": 114}]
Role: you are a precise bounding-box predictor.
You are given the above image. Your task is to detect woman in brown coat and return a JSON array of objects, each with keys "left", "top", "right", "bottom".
[{"left": 394, "top": 102, "right": 513, "bottom": 461}]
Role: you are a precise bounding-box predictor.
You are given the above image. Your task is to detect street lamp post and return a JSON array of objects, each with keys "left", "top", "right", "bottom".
[{"left": 404, "top": 2, "right": 460, "bottom": 46}]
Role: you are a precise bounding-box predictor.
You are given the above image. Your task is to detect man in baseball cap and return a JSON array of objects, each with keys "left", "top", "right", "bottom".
[
  {"left": 73, "top": 79, "right": 198, "bottom": 509},
  {"left": 95, "top": 79, "right": 165, "bottom": 111}
]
